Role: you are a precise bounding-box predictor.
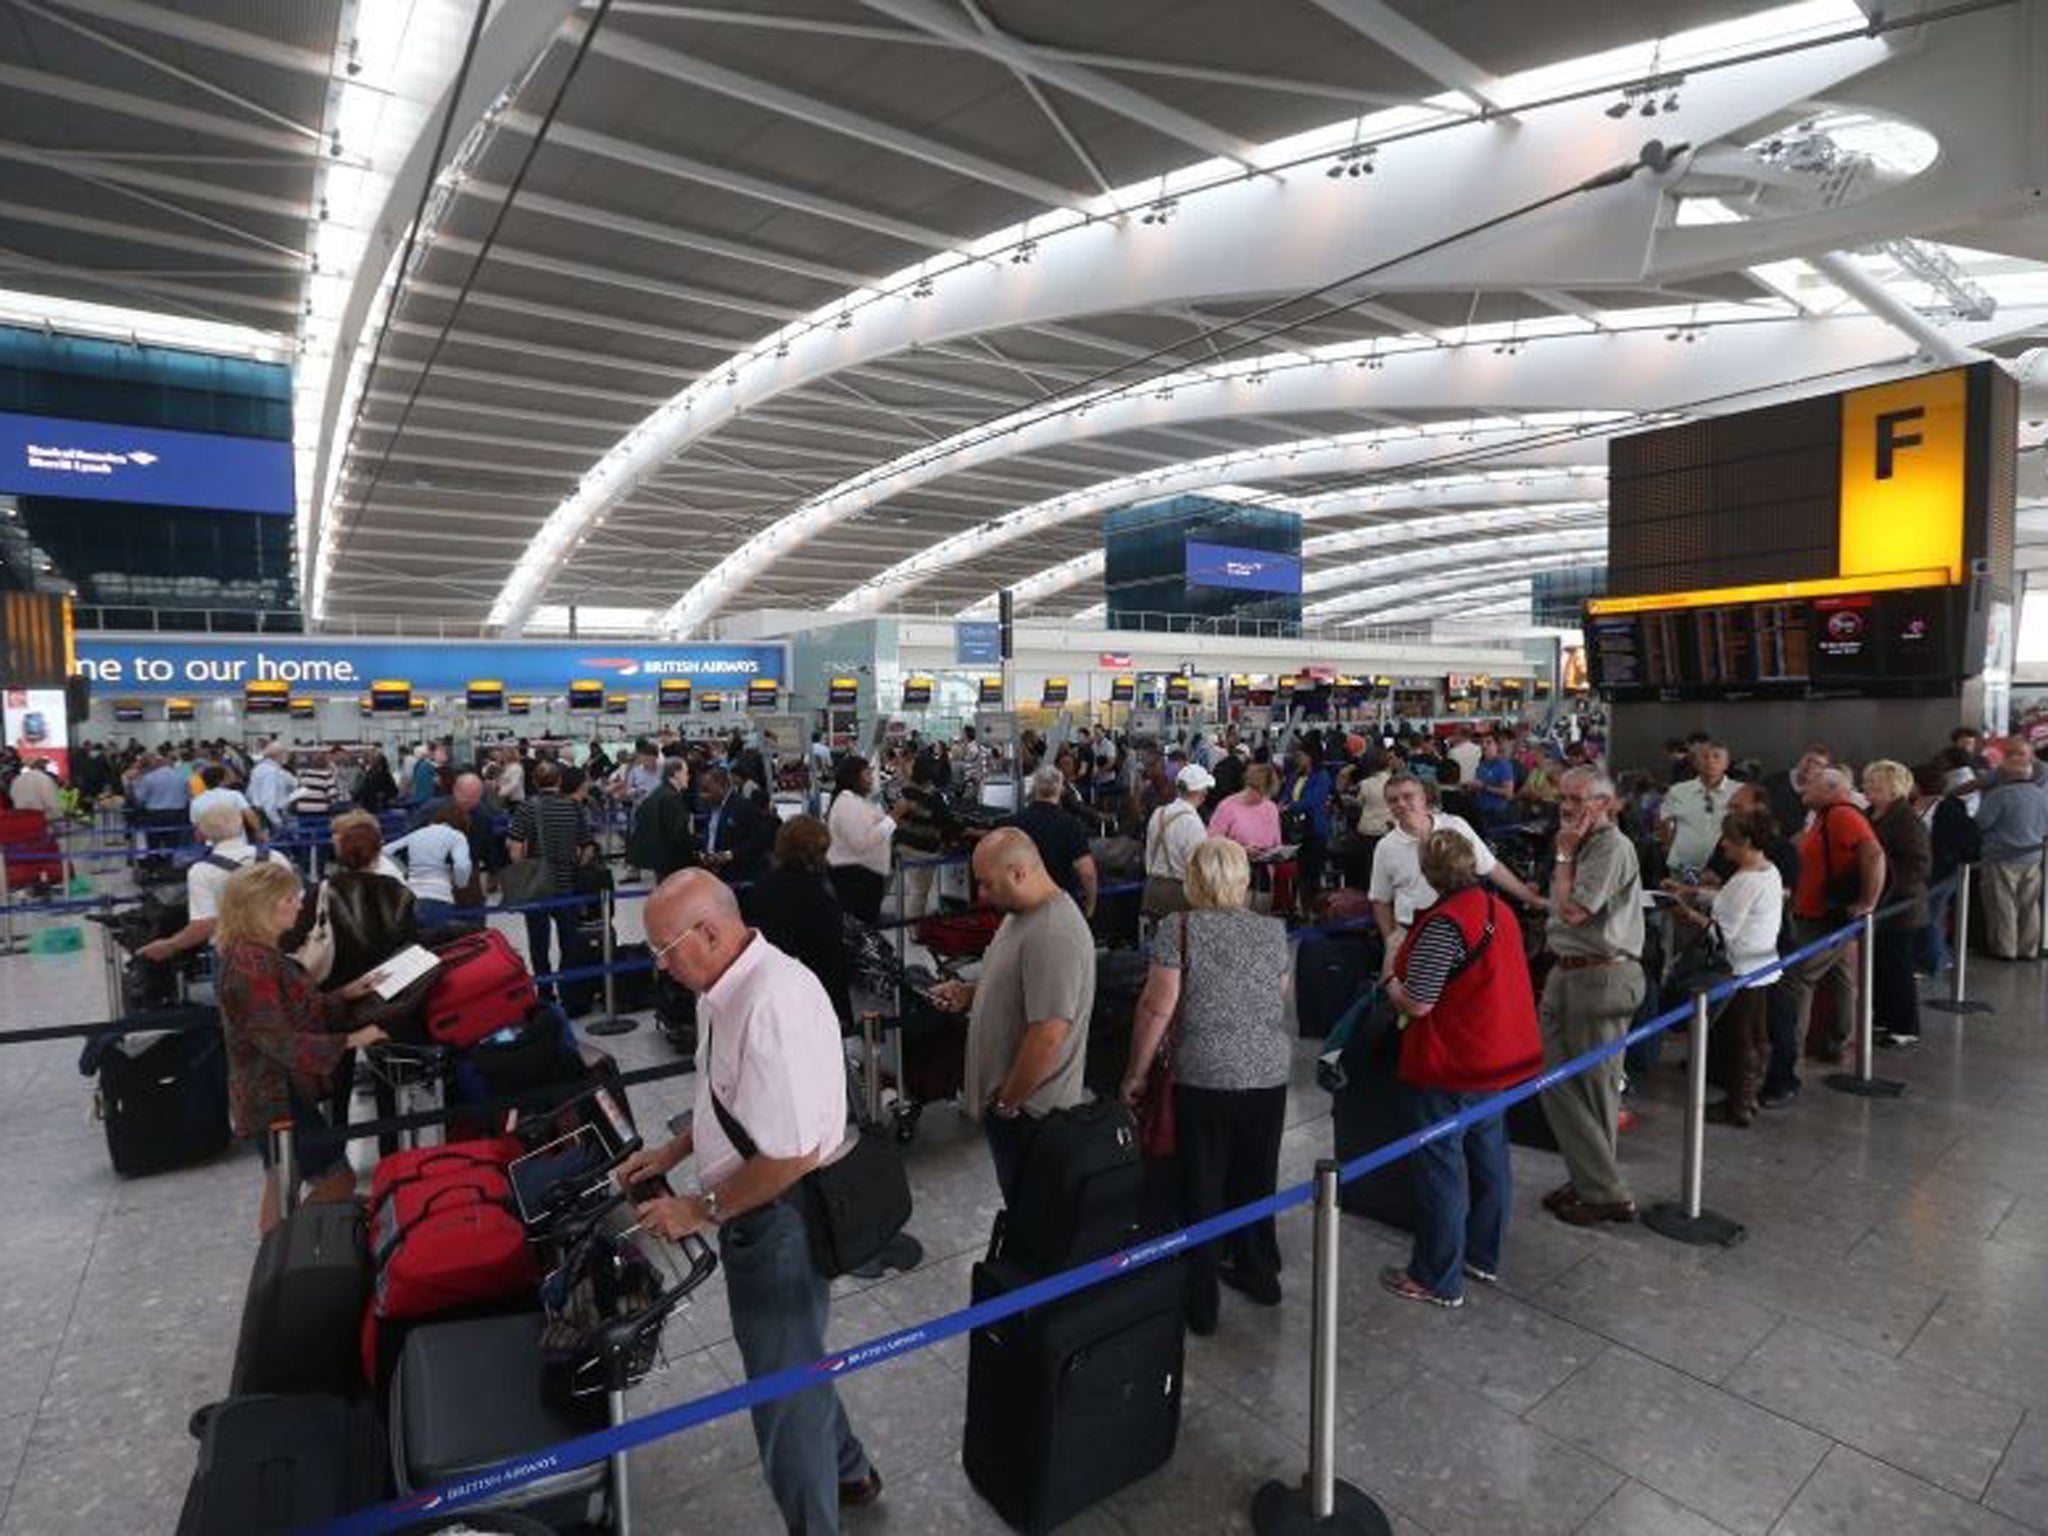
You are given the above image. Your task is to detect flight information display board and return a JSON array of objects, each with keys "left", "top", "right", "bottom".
[{"left": 1586, "top": 586, "right": 1957, "bottom": 700}]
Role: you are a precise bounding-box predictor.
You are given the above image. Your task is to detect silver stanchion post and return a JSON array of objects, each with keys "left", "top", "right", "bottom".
[
  {"left": 860, "top": 1010, "right": 884, "bottom": 1129},
  {"left": 587, "top": 887, "right": 638, "bottom": 1036},
  {"left": 99, "top": 896, "right": 124, "bottom": 1018},
  {"left": 609, "top": 1384, "right": 634, "bottom": 1536},
  {"left": 1645, "top": 989, "right": 1745, "bottom": 1247},
  {"left": 1251, "top": 1160, "right": 1391, "bottom": 1535},
  {"left": 1827, "top": 913, "right": 1905, "bottom": 1098},
  {"left": 268, "top": 1116, "right": 299, "bottom": 1219},
  {"left": 1928, "top": 864, "right": 1992, "bottom": 1015},
  {"left": 0, "top": 848, "right": 20, "bottom": 956}
]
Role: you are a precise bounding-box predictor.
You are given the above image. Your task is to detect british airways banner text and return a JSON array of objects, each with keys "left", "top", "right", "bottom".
[
  {"left": 75, "top": 637, "right": 787, "bottom": 696},
  {"left": 0, "top": 411, "right": 294, "bottom": 515},
  {"left": 1185, "top": 542, "right": 1303, "bottom": 595}
]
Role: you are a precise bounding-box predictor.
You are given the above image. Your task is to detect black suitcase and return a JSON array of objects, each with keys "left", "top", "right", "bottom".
[
  {"left": 91, "top": 1010, "right": 232, "bottom": 1177},
  {"left": 391, "top": 1313, "right": 610, "bottom": 1530},
  {"left": 964, "top": 1254, "right": 1186, "bottom": 1533},
  {"left": 1330, "top": 1000, "right": 1419, "bottom": 1230},
  {"left": 1294, "top": 931, "right": 1378, "bottom": 1039},
  {"left": 994, "top": 1100, "right": 1142, "bottom": 1274},
  {"left": 1083, "top": 948, "right": 1148, "bottom": 1097},
  {"left": 610, "top": 940, "right": 656, "bottom": 1012},
  {"left": 176, "top": 1394, "right": 387, "bottom": 1535},
  {"left": 654, "top": 971, "right": 697, "bottom": 1054},
  {"left": 229, "top": 1200, "right": 372, "bottom": 1399}
]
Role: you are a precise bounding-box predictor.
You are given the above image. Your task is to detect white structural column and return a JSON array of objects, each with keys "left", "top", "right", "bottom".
[
  {"left": 305, "top": 0, "right": 584, "bottom": 602},
  {"left": 480, "top": 29, "right": 1901, "bottom": 636}
]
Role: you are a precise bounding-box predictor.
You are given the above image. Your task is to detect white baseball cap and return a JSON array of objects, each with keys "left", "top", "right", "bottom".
[{"left": 1178, "top": 764, "right": 1216, "bottom": 793}]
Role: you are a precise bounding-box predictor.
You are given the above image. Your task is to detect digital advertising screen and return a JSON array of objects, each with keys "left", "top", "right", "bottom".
[
  {"left": 3, "top": 686, "right": 68, "bottom": 778},
  {"left": 1185, "top": 542, "right": 1303, "bottom": 595},
  {"left": 0, "top": 410, "right": 293, "bottom": 515}
]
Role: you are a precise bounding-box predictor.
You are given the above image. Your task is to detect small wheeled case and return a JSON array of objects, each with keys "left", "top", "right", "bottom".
[{"left": 176, "top": 1393, "right": 387, "bottom": 1535}]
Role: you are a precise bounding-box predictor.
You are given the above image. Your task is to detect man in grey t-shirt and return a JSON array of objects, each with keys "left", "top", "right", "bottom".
[{"left": 931, "top": 828, "right": 1095, "bottom": 1201}]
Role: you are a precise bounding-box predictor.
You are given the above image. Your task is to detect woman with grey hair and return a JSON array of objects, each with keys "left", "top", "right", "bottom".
[{"left": 1122, "top": 836, "right": 1291, "bottom": 1333}]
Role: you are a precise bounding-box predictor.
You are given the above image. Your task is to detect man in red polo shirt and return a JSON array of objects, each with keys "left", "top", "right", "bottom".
[{"left": 1775, "top": 765, "right": 1886, "bottom": 1072}]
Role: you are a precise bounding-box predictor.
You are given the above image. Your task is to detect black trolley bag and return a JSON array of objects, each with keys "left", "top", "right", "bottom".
[
  {"left": 83, "top": 1006, "right": 231, "bottom": 1177},
  {"left": 990, "top": 1098, "right": 1144, "bottom": 1273},
  {"left": 963, "top": 1251, "right": 1187, "bottom": 1533},
  {"left": 229, "top": 1199, "right": 373, "bottom": 1399},
  {"left": 176, "top": 1393, "right": 387, "bottom": 1535}
]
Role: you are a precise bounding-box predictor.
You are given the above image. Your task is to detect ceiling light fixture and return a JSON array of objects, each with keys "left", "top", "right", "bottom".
[
  {"left": 1326, "top": 145, "right": 1378, "bottom": 179},
  {"left": 1140, "top": 197, "right": 1178, "bottom": 226},
  {"left": 1010, "top": 238, "right": 1037, "bottom": 265}
]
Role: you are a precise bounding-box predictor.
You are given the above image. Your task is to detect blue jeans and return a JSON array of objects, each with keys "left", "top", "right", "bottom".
[
  {"left": 1401, "top": 1085, "right": 1510, "bottom": 1300},
  {"left": 720, "top": 1198, "right": 871, "bottom": 1533},
  {"left": 522, "top": 904, "right": 593, "bottom": 1005}
]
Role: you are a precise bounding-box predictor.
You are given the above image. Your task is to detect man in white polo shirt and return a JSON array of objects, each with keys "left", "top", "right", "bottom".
[
  {"left": 1657, "top": 740, "right": 1737, "bottom": 877},
  {"left": 138, "top": 802, "right": 292, "bottom": 963},
  {"left": 1368, "top": 774, "right": 1546, "bottom": 975},
  {"left": 621, "top": 870, "right": 881, "bottom": 1529}
]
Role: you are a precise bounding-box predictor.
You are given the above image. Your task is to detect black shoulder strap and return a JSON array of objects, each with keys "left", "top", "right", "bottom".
[
  {"left": 701, "top": 1014, "right": 760, "bottom": 1161},
  {"left": 201, "top": 852, "right": 241, "bottom": 873},
  {"left": 1438, "top": 889, "right": 1497, "bottom": 986}
]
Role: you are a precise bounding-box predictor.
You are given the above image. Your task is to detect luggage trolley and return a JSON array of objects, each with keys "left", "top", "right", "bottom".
[{"left": 388, "top": 1080, "right": 720, "bottom": 1534}]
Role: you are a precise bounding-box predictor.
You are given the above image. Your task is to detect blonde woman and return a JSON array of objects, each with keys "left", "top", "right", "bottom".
[
  {"left": 1122, "top": 836, "right": 1291, "bottom": 1334},
  {"left": 215, "top": 860, "right": 386, "bottom": 1233},
  {"left": 1862, "top": 758, "right": 1931, "bottom": 1047}
]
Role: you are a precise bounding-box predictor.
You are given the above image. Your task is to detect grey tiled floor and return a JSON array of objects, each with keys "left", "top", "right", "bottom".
[{"left": 3, "top": 895, "right": 2046, "bottom": 1535}]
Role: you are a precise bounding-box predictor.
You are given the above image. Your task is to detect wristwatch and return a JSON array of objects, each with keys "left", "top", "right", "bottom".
[
  {"left": 987, "top": 1093, "right": 1021, "bottom": 1120},
  {"left": 700, "top": 1186, "right": 725, "bottom": 1226}
]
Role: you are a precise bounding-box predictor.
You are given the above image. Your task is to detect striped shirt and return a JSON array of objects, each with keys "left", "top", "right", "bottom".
[
  {"left": 1400, "top": 917, "right": 1470, "bottom": 1009},
  {"left": 509, "top": 792, "right": 586, "bottom": 894},
  {"left": 291, "top": 766, "right": 341, "bottom": 816}
]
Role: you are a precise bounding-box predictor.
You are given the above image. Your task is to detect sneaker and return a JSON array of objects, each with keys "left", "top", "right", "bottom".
[
  {"left": 1379, "top": 1266, "right": 1463, "bottom": 1308},
  {"left": 1876, "top": 1031, "right": 1920, "bottom": 1050},
  {"left": 1462, "top": 1262, "right": 1499, "bottom": 1286},
  {"left": 1759, "top": 1084, "right": 1800, "bottom": 1109}
]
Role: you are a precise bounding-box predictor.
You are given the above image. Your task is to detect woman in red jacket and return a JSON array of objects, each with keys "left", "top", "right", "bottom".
[{"left": 1381, "top": 830, "right": 1542, "bottom": 1307}]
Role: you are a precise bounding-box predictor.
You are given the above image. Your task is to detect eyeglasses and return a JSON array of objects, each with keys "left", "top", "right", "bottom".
[{"left": 649, "top": 920, "right": 711, "bottom": 964}]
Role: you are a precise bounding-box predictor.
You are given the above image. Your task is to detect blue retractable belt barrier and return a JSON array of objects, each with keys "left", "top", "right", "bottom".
[{"left": 308, "top": 914, "right": 1873, "bottom": 1535}]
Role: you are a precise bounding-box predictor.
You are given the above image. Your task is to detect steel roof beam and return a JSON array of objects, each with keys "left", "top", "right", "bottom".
[
  {"left": 495, "top": 110, "right": 961, "bottom": 251},
  {"left": 37, "top": 0, "right": 334, "bottom": 76},
  {"left": 0, "top": 61, "right": 313, "bottom": 155},
  {"left": 857, "top": 0, "right": 1263, "bottom": 167},
  {"left": 458, "top": 181, "right": 871, "bottom": 289},
  {"left": 0, "top": 197, "right": 305, "bottom": 267},
  {"left": 0, "top": 140, "right": 307, "bottom": 220},
  {"left": 1306, "top": 0, "right": 1506, "bottom": 114},
  {"left": 587, "top": 23, "right": 1091, "bottom": 212},
  {"left": 432, "top": 236, "right": 802, "bottom": 323}
]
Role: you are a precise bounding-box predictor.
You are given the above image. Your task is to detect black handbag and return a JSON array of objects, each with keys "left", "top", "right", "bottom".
[{"left": 707, "top": 1058, "right": 911, "bottom": 1278}]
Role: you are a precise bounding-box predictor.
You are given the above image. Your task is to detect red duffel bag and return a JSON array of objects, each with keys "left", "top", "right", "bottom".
[
  {"left": 368, "top": 1138, "right": 524, "bottom": 1208},
  {"left": 421, "top": 929, "right": 537, "bottom": 1048},
  {"left": 0, "top": 809, "right": 61, "bottom": 890}
]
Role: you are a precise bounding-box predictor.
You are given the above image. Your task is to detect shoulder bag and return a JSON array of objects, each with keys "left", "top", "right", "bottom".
[
  {"left": 1133, "top": 911, "right": 1188, "bottom": 1157},
  {"left": 291, "top": 881, "right": 337, "bottom": 985},
  {"left": 704, "top": 1023, "right": 911, "bottom": 1278}
]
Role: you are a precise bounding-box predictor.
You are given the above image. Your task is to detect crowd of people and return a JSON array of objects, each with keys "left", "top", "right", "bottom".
[{"left": 19, "top": 707, "right": 2048, "bottom": 1526}]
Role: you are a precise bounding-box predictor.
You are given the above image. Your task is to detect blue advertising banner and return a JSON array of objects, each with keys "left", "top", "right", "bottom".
[
  {"left": 1185, "top": 542, "right": 1303, "bottom": 595},
  {"left": 75, "top": 636, "right": 787, "bottom": 696},
  {"left": 0, "top": 411, "right": 294, "bottom": 514},
  {"left": 955, "top": 621, "right": 1002, "bottom": 665}
]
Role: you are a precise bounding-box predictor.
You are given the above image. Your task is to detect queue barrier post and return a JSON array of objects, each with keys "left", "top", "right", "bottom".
[
  {"left": 859, "top": 1010, "right": 884, "bottom": 1130},
  {"left": 1251, "top": 1159, "right": 1392, "bottom": 1536},
  {"left": 1826, "top": 912, "right": 1906, "bottom": 1099},
  {"left": 586, "top": 886, "right": 638, "bottom": 1037},
  {"left": 268, "top": 1117, "right": 298, "bottom": 1219},
  {"left": 1643, "top": 987, "right": 1746, "bottom": 1248},
  {"left": 2039, "top": 836, "right": 2048, "bottom": 960},
  {"left": 98, "top": 896, "right": 125, "bottom": 1019},
  {"left": 1927, "top": 863, "right": 1993, "bottom": 1015}
]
